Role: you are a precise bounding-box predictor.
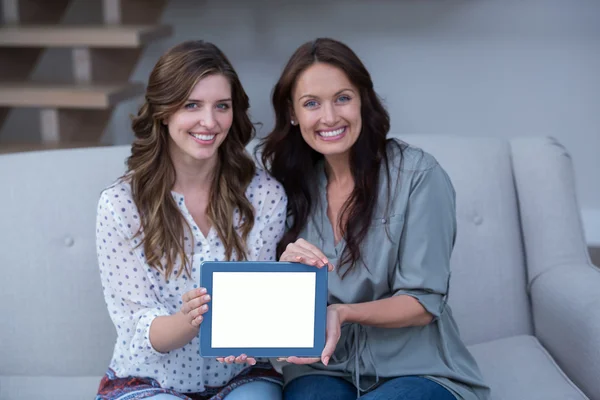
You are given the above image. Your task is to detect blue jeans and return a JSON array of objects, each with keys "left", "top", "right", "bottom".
[
  {"left": 284, "top": 375, "right": 456, "bottom": 400},
  {"left": 148, "top": 380, "right": 282, "bottom": 399}
]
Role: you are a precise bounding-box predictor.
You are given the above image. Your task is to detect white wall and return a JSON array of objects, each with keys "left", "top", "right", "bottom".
[{"left": 3, "top": 0, "right": 600, "bottom": 235}]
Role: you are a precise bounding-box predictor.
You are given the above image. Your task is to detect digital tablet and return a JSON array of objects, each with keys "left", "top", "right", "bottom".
[{"left": 199, "top": 261, "right": 328, "bottom": 358}]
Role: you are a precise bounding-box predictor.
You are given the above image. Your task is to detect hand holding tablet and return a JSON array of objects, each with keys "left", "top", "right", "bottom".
[{"left": 180, "top": 287, "right": 211, "bottom": 327}]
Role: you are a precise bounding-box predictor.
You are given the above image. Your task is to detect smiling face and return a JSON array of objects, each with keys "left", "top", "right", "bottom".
[
  {"left": 165, "top": 73, "right": 233, "bottom": 166},
  {"left": 290, "top": 62, "right": 362, "bottom": 159}
]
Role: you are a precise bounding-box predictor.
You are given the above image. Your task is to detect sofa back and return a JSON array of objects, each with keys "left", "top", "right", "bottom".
[
  {"left": 0, "top": 135, "right": 533, "bottom": 379},
  {"left": 0, "top": 146, "right": 129, "bottom": 377},
  {"left": 388, "top": 135, "right": 533, "bottom": 345}
]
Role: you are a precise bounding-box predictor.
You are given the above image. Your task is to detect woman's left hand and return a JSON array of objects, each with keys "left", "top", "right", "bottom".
[
  {"left": 278, "top": 304, "right": 344, "bottom": 366},
  {"left": 217, "top": 354, "right": 257, "bottom": 365}
]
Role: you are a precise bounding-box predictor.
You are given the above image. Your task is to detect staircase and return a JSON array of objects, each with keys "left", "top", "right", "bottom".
[{"left": 0, "top": 0, "right": 172, "bottom": 153}]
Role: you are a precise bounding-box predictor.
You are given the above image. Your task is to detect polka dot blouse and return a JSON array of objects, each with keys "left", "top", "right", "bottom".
[{"left": 96, "top": 169, "right": 287, "bottom": 393}]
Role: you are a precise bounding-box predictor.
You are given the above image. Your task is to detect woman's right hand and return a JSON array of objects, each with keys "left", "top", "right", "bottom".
[
  {"left": 180, "top": 287, "right": 211, "bottom": 327},
  {"left": 280, "top": 239, "right": 334, "bottom": 271}
]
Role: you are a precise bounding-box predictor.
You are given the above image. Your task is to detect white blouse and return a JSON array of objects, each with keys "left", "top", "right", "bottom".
[{"left": 96, "top": 169, "right": 287, "bottom": 393}]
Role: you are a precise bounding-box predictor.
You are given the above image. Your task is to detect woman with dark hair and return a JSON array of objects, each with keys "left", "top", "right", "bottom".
[
  {"left": 260, "top": 38, "right": 490, "bottom": 400},
  {"left": 95, "top": 41, "right": 286, "bottom": 400}
]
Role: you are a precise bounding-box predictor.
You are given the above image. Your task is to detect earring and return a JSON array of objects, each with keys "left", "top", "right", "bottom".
[{"left": 291, "top": 119, "right": 296, "bottom": 125}]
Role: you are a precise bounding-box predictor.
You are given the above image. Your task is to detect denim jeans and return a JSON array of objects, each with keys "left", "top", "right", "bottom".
[
  {"left": 148, "top": 380, "right": 282, "bottom": 399},
  {"left": 283, "top": 375, "right": 457, "bottom": 400}
]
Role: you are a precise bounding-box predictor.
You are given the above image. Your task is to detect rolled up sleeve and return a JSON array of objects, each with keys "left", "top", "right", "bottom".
[{"left": 392, "top": 163, "right": 456, "bottom": 320}]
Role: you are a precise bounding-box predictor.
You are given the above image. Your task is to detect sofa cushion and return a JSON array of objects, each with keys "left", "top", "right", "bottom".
[
  {"left": 0, "top": 375, "right": 102, "bottom": 400},
  {"left": 468, "top": 335, "right": 588, "bottom": 400}
]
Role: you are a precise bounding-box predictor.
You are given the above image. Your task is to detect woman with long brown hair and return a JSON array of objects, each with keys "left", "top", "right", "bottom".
[
  {"left": 260, "top": 38, "right": 490, "bottom": 400},
  {"left": 95, "top": 41, "right": 286, "bottom": 400}
]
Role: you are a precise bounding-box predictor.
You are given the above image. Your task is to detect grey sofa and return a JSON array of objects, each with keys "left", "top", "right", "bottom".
[{"left": 1, "top": 135, "right": 598, "bottom": 400}]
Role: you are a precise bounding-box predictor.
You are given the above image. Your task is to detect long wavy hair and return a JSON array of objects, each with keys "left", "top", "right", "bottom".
[
  {"left": 260, "top": 38, "right": 401, "bottom": 277},
  {"left": 126, "top": 40, "right": 256, "bottom": 279}
]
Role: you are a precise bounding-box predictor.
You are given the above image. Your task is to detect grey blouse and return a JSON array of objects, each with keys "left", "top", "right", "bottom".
[{"left": 281, "top": 141, "right": 490, "bottom": 400}]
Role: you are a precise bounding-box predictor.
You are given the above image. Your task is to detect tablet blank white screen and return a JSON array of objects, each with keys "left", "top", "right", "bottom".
[{"left": 211, "top": 272, "right": 316, "bottom": 348}]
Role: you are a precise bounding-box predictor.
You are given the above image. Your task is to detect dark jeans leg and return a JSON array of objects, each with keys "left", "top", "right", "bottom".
[
  {"left": 360, "top": 376, "right": 457, "bottom": 400},
  {"left": 283, "top": 375, "right": 356, "bottom": 400}
]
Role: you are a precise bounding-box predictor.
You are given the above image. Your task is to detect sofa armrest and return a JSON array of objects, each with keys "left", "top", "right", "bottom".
[
  {"left": 531, "top": 263, "right": 600, "bottom": 400},
  {"left": 510, "top": 137, "right": 592, "bottom": 280}
]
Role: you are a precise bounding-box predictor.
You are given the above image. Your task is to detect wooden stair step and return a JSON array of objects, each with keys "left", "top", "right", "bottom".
[
  {"left": 0, "top": 82, "right": 144, "bottom": 109},
  {"left": 0, "top": 25, "right": 172, "bottom": 48},
  {"left": 0, "top": 141, "right": 107, "bottom": 154}
]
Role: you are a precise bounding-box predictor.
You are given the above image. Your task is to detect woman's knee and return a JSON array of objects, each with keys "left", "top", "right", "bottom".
[{"left": 225, "top": 380, "right": 282, "bottom": 400}]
